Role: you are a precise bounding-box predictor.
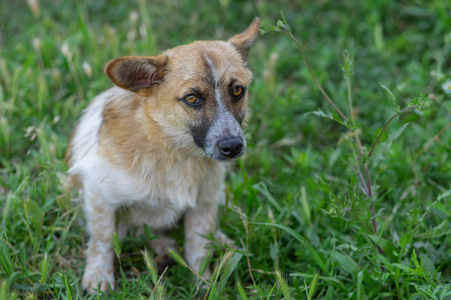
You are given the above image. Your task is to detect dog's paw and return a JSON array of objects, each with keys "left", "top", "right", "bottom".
[
  {"left": 214, "top": 230, "right": 235, "bottom": 248},
  {"left": 148, "top": 236, "right": 176, "bottom": 255},
  {"left": 82, "top": 264, "right": 115, "bottom": 294}
]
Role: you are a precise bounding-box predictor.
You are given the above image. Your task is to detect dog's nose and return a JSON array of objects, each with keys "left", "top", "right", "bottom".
[{"left": 217, "top": 137, "right": 243, "bottom": 158}]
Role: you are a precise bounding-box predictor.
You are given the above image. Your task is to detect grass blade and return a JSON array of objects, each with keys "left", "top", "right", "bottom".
[
  {"left": 253, "top": 222, "right": 329, "bottom": 275},
  {"left": 356, "top": 270, "right": 364, "bottom": 300},
  {"left": 291, "top": 272, "right": 348, "bottom": 292}
]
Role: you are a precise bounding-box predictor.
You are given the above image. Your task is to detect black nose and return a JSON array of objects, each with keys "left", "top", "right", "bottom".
[{"left": 217, "top": 137, "right": 244, "bottom": 158}]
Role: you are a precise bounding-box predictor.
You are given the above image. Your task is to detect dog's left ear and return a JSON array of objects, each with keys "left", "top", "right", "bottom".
[
  {"left": 228, "top": 17, "right": 260, "bottom": 64},
  {"left": 105, "top": 54, "right": 168, "bottom": 97}
]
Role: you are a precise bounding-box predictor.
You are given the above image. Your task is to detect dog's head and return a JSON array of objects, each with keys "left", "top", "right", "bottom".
[{"left": 105, "top": 18, "right": 259, "bottom": 161}]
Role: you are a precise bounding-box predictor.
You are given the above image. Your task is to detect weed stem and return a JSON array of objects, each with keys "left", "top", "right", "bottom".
[
  {"left": 356, "top": 167, "right": 369, "bottom": 196},
  {"left": 279, "top": 30, "right": 349, "bottom": 124},
  {"left": 345, "top": 51, "right": 355, "bottom": 126},
  {"left": 367, "top": 106, "right": 418, "bottom": 159}
]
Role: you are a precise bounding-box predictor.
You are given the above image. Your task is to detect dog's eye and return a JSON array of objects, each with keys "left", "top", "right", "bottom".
[
  {"left": 233, "top": 87, "right": 243, "bottom": 96},
  {"left": 231, "top": 86, "right": 245, "bottom": 100},
  {"left": 184, "top": 94, "right": 200, "bottom": 105}
]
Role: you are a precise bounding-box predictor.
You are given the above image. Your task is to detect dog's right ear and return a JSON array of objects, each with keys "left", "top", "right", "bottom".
[{"left": 105, "top": 55, "right": 168, "bottom": 96}]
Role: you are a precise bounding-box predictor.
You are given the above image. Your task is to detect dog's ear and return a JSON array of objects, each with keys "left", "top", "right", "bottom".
[
  {"left": 105, "top": 55, "right": 168, "bottom": 96},
  {"left": 227, "top": 17, "right": 260, "bottom": 64}
]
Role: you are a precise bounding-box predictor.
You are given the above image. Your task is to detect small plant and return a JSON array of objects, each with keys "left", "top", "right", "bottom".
[
  {"left": 259, "top": 12, "right": 442, "bottom": 298},
  {"left": 261, "top": 12, "right": 431, "bottom": 235}
]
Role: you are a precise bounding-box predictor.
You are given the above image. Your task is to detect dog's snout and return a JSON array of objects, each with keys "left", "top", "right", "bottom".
[{"left": 217, "top": 137, "right": 243, "bottom": 158}]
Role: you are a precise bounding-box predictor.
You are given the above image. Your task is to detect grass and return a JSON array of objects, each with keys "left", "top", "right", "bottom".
[{"left": 1, "top": 0, "right": 451, "bottom": 299}]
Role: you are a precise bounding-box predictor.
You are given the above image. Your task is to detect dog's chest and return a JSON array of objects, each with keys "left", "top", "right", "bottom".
[
  {"left": 97, "top": 152, "right": 214, "bottom": 209},
  {"left": 101, "top": 154, "right": 225, "bottom": 229}
]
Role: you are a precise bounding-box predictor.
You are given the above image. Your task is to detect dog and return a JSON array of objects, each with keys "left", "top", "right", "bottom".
[{"left": 65, "top": 17, "right": 259, "bottom": 293}]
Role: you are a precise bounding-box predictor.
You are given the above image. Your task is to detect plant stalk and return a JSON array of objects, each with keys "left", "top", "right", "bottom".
[
  {"left": 279, "top": 30, "right": 349, "bottom": 124},
  {"left": 367, "top": 106, "right": 419, "bottom": 159},
  {"left": 278, "top": 21, "right": 401, "bottom": 252},
  {"left": 345, "top": 51, "right": 355, "bottom": 126}
]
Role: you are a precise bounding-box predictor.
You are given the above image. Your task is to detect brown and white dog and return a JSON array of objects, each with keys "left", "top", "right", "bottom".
[{"left": 65, "top": 18, "right": 260, "bottom": 293}]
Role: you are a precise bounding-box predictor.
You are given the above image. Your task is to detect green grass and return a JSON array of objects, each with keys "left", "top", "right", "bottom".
[{"left": 1, "top": 0, "right": 451, "bottom": 299}]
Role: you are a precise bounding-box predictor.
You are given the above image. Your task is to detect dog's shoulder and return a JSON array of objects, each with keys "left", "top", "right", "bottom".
[{"left": 66, "top": 87, "right": 127, "bottom": 170}]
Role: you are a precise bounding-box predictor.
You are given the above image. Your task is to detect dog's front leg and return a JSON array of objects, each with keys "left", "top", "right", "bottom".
[
  {"left": 82, "top": 193, "right": 116, "bottom": 294},
  {"left": 184, "top": 204, "right": 218, "bottom": 280}
]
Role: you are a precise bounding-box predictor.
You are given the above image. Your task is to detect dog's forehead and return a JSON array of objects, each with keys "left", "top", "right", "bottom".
[{"left": 164, "top": 41, "right": 252, "bottom": 84}]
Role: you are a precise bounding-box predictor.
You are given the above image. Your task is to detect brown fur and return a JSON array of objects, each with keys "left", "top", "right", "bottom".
[{"left": 67, "top": 18, "right": 260, "bottom": 294}]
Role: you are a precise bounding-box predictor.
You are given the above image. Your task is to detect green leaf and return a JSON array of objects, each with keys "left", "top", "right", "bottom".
[
  {"left": 59, "top": 273, "right": 73, "bottom": 300},
  {"left": 377, "top": 254, "right": 394, "bottom": 273},
  {"left": 0, "top": 243, "right": 12, "bottom": 277},
  {"left": 392, "top": 263, "right": 411, "bottom": 272},
  {"left": 411, "top": 249, "right": 420, "bottom": 269},
  {"left": 399, "top": 232, "right": 412, "bottom": 256},
  {"left": 368, "top": 235, "right": 395, "bottom": 259},
  {"left": 379, "top": 82, "right": 398, "bottom": 114},
  {"left": 269, "top": 243, "right": 279, "bottom": 261},
  {"left": 259, "top": 25, "right": 279, "bottom": 34},
  {"left": 303, "top": 109, "right": 347, "bottom": 126},
  {"left": 407, "top": 93, "right": 431, "bottom": 111},
  {"left": 315, "top": 175, "right": 332, "bottom": 194},
  {"left": 279, "top": 11, "right": 291, "bottom": 32},
  {"left": 304, "top": 109, "right": 333, "bottom": 120},
  {"left": 332, "top": 251, "right": 361, "bottom": 274},
  {"left": 199, "top": 250, "right": 213, "bottom": 277},
  {"left": 266, "top": 283, "right": 277, "bottom": 300},
  {"left": 253, "top": 222, "right": 329, "bottom": 275},
  {"left": 291, "top": 273, "right": 348, "bottom": 292},
  {"left": 388, "top": 122, "right": 410, "bottom": 142},
  {"left": 420, "top": 253, "right": 435, "bottom": 277},
  {"left": 374, "top": 123, "right": 411, "bottom": 157},
  {"left": 252, "top": 182, "right": 282, "bottom": 211},
  {"left": 437, "top": 189, "right": 451, "bottom": 202},
  {"left": 223, "top": 252, "right": 242, "bottom": 282},
  {"left": 208, "top": 251, "right": 231, "bottom": 300},
  {"left": 356, "top": 270, "right": 364, "bottom": 300},
  {"left": 292, "top": 277, "right": 304, "bottom": 300}
]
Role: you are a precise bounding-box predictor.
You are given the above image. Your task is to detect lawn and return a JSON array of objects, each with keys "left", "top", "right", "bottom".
[{"left": 1, "top": 0, "right": 451, "bottom": 299}]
